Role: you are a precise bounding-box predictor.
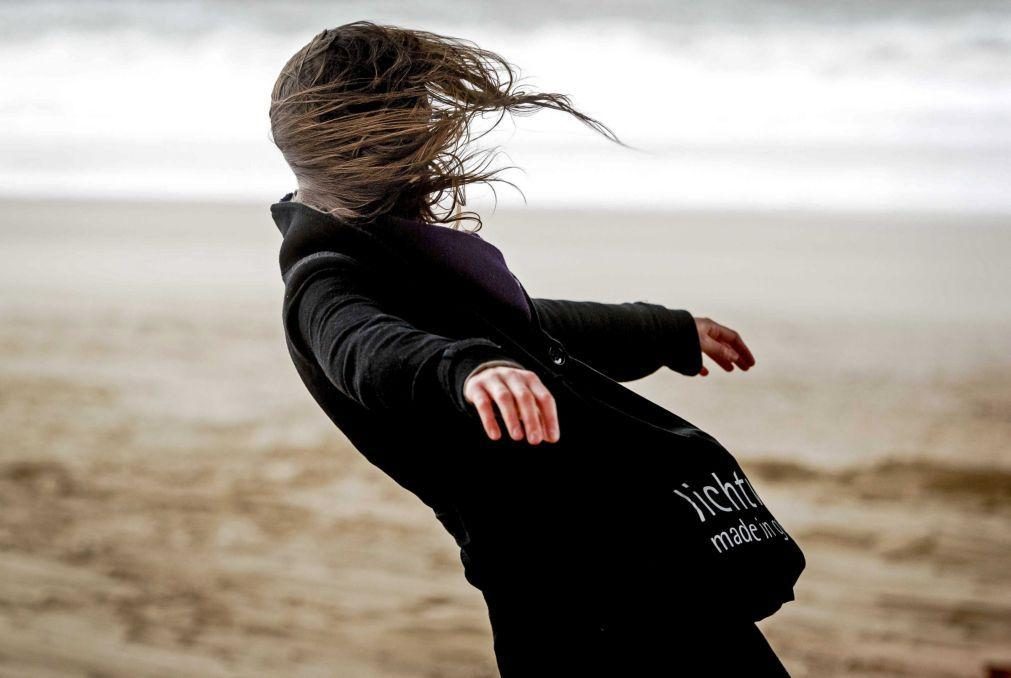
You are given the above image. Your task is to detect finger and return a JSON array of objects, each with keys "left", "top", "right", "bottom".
[
  {"left": 486, "top": 379, "right": 524, "bottom": 441},
  {"left": 468, "top": 387, "right": 502, "bottom": 440},
  {"left": 534, "top": 405, "right": 547, "bottom": 445},
  {"left": 505, "top": 374, "right": 544, "bottom": 444},
  {"left": 698, "top": 366, "right": 709, "bottom": 377},
  {"left": 702, "top": 337, "right": 736, "bottom": 371},
  {"left": 526, "top": 374, "right": 560, "bottom": 442},
  {"left": 719, "top": 342, "right": 741, "bottom": 368},
  {"left": 703, "top": 346, "right": 732, "bottom": 372},
  {"left": 731, "top": 336, "right": 756, "bottom": 369},
  {"left": 712, "top": 324, "right": 755, "bottom": 369},
  {"left": 709, "top": 323, "right": 736, "bottom": 343}
]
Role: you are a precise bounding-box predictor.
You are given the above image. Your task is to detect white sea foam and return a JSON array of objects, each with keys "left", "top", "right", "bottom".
[{"left": 1, "top": 1, "right": 1009, "bottom": 213}]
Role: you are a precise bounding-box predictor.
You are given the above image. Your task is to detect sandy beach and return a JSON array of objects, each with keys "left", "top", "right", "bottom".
[{"left": 1, "top": 198, "right": 1009, "bottom": 677}]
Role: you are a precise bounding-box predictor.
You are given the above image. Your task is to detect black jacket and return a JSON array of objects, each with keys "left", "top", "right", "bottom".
[
  {"left": 279, "top": 210, "right": 704, "bottom": 417},
  {"left": 271, "top": 197, "right": 804, "bottom": 641}
]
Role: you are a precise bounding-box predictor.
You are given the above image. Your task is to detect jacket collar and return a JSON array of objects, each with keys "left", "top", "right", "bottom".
[
  {"left": 271, "top": 194, "right": 389, "bottom": 280},
  {"left": 270, "top": 191, "right": 307, "bottom": 238},
  {"left": 269, "top": 194, "right": 549, "bottom": 336}
]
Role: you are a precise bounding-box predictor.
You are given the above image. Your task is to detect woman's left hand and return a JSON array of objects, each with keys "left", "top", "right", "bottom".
[{"left": 693, "top": 317, "right": 756, "bottom": 376}]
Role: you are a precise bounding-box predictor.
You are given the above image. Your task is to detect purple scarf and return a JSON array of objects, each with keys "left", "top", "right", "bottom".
[{"left": 382, "top": 216, "right": 533, "bottom": 322}]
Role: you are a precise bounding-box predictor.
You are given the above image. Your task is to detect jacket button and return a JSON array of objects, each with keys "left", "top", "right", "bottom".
[{"left": 549, "top": 346, "right": 566, "bottom": 366}]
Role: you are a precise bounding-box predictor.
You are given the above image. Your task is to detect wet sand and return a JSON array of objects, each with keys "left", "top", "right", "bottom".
[{"left": 1, "top": 199, "right": 1009, "bottom": 676}]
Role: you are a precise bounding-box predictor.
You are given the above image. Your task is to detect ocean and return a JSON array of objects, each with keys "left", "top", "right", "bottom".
[{"left": 1, "top": 0, "right": 1009, "bottom": 214}]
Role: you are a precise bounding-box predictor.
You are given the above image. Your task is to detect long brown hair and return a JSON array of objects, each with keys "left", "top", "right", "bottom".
[{"left": 269, "top": 21, "right": 626, "bottom": 230}]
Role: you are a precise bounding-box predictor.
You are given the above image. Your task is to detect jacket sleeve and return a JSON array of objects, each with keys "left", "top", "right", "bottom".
[
  {"left": 289, "top": 265, "right": 519, "bottom": 416},
  {"left": 531, "top": 298, "right": 702, "bottom": 381}
]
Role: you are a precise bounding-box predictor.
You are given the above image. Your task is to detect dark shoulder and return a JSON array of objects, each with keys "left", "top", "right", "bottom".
[{"left": 284, "top": 249, "right": 376, "bottom": 298}]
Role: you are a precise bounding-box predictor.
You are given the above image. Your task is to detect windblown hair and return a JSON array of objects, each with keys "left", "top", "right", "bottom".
[{"left": 269, "top": 21, "right": 625, "bottom": 230}]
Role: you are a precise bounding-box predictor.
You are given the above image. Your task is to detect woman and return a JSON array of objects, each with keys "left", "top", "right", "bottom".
[{"left": 269, "top": 21, "right": 804, "bottom": 676}]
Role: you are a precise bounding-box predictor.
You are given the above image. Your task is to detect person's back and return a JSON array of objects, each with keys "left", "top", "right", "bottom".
[{"left": 268, "top": 21, "right": 800, "bottom": 676}]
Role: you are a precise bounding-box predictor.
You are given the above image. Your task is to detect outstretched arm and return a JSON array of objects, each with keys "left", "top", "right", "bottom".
[
  {"left": 289, "top": 264, "right": 559, "bottom": 444},
  {"left": 531, "top": 299, "right": 756, "bottom": 381},
  {"left": 531, "top": 298, "right": 703, "bottom": 381},
  {"left": 291, "top": 266, "right": 509, "bottom": 414}
]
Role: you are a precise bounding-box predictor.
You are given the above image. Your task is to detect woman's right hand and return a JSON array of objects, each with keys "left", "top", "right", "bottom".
[{"left": 463, "top": 365, "right": 560, "bottom": 445}]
